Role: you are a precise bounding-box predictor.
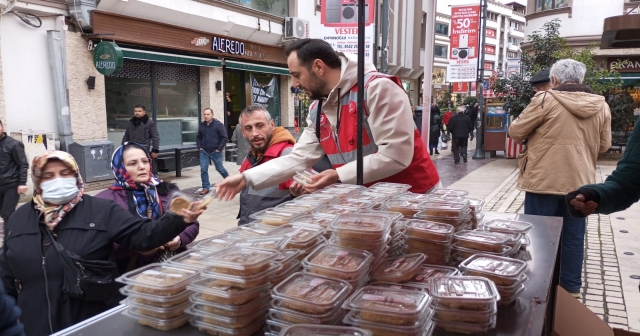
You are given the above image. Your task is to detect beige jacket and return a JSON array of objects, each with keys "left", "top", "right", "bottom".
[
  {"left": 509, "top": 84, "right": 611, "bottom": 195},
  {"left": 243, "top": 53, "right": 416, "bottom": 190}
]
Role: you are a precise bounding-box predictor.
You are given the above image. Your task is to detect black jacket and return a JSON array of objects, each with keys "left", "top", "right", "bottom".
[
  {"left": 449, "top": 113, "right": 474, "bottom": 139},
  {"left": 197, "top": 119, "right": 227, "bottom": 154},
  {"left": 122, "top": 115, "right": 160, "bottom": 153},
  {"left": 468, "top": 106, "right": 479, "bottom": 126},
  {"left": 414, "top": 110, "right": 424, "bottom": 134},
  {"left": 0, "top": 272, "right": 24, "bottom": 336},
  {"left": 0, "top": 134, "right": 28, "bottom": 186},
  {"left": 0, "top": 195, "right": 187, "bottom": 336},
  {"left": 429, "top": 111, "right": 443, "bottom": 146}
]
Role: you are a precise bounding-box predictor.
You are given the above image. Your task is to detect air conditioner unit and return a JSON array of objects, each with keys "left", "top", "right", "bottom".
[{"left": 284, "top": 17, "right": 310, "bottom": 40}]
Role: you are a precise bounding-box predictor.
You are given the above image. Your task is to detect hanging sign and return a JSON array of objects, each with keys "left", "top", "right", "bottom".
[
  {"left": 452, "top": 82, "right": 469, "bottom": 93},
  {"left": 447, "top": 5, "right": 481, "bottom": 82},
  {"left": 320, "top": 0, "right": 376, "bottom": 62},
  {"left": 93, "top": 41, "right": 123, "bottom": 76}
]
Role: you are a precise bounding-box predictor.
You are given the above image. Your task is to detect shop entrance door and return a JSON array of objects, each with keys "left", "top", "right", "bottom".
[{"left": 224, "top": 70, "right": 246, "bottom": 138}]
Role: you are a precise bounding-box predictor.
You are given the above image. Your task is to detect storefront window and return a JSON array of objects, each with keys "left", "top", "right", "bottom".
[
  {"left": 536, "top": 0, "right": 569, "bottom": 12},
  {"left": 247, "top": 73, "right": 281, "bottom": 125},
  {"left": 222, "top": 0, "right": 288, "bottom": 17}
]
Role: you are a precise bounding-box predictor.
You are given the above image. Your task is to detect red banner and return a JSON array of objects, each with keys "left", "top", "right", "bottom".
[
  {"left": 486, "top": 28, "right": 497, "bottom": 38},
  {"left": 484, "top": 62, "right": 494, "bottom": 70},
  {"left": 447, "top": 5, "right": 481, "bottom": 82},
  {"left": 452, "top": 82, "right": 469, "bottom": 93},
  {"left": 485, "top": 45, "right": 496, "bottom": 55}
]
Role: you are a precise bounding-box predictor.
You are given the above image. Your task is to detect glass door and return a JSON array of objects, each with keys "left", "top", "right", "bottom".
[{"left": 224, "top": 70, "right": 246, "bottom": 137}]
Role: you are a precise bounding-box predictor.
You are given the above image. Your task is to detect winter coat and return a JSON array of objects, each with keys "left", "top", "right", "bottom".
[
  {"left": 0, "top": 195, "right": 188, "bottom": 336},
  {"left": 469, "top": 106, "right": 479, "bottom": 127},
  {"left": 231, "top": 124, "right": 250, "bottom": 165},
  {"left": 429, "top": 111, "right": 443, "bottom": 147},
  {"left": 95, "top": 188, "right": 199, "bottom": 271},
  {"left": 509, "top": 84, "right": 611, "bottom": 195},
  {"left": 443, "top": 111, "right": 453, "bottom": 129},
  {"left": 0, "top": 134, "right": 28, "bottom": 186},
  {"left": 0, "top": 273, "right": 24, "bottom": 336},
  {"left": 448, "top": 113, "right": 473, "bottom": 139},
  {"left": 414, "top": 110, "right": 423, "bottom": 134},
  {"left": 197, "top": 119, "right": 227, "bottom": 154},
  {"left": 122, "top": 115, "right": 160, "bottom": 153}
]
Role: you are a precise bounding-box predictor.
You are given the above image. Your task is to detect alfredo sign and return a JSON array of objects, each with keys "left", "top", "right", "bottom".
[{"left": 93, "top": 41, "right": 123, "bottom": 76}]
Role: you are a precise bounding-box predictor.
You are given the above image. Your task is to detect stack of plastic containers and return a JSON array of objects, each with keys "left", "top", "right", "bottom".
[
  {"left": 302, "top": 244, "right": 373, "bottom": 293},
  {"left": 402, "top": 219, "right": 455, "bottom": 265},
  {"left": 266, "top": 272, "right": 353, "bottom": 333},
  {"left": 480, "top": 219, "right": 533, "bottom": 260},
  {"left": 369, "top": 253, "right": 426, "bottom": 283},
  {"left": 278, "top": 324, "right": 372, "bottom": 336},
  {"left": 404, "top": 264, "right": 459, "bottom": 292},
  {"left": 458, "top": 254, "right": 529, "bottom": 306},
  {"left": 117, "top": 263, "right": 199, "bottom": 331},
  {"left": 224, "top": 223, "right": 276, "bottom": 238},
  {"left": 194, "top": 233, "right": 243, "bottom": 251},
  {"left": 249, "top": 206, "right": 310, "bottom": 226},
  {"left": 327, "top": 213, "right": 393, "bottom": 264},
  {"left": 272, "top": 249, "right": 303, "bottom": 285},
  {"left": 414, "top": 200, "right": 473, "bottom": 232},
  {"left": 428, "top": 188, "right": 470, "bottom": 198},
  {"left": 266, "top": 224, "right": 327, "bottom": 265},
  {"left": 233, "top": 235, "right": 291, "bottom": 251},
  {"left": 384, "top": 199, "right": 426, "bottom": 218},
  {"left": 313, "top": 184, "right": 364, "bottom": 199},
  {"left": 467, "top": 198, "right": 486, "bottom": 229},
  {"left": 451, "top": 230, "right": 517, "bottom": 265},
  {"left": 430, "top": 275, "right": 500, "bottom": 334},
  {"left": 187, "top": 246, "right": 281, "bottom": 334},
  {"left": 341, "top": 286, "right": 435, "bottom": 336}
]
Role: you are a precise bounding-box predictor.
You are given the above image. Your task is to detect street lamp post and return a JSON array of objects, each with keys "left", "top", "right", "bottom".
[{"left": 472, "top": 0, "right": 488, "bottom": 160}]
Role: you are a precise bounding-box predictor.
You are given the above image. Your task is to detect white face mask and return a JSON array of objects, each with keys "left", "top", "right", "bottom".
[{"left": 40, "top": 177, "right": 79, "bottom": 205}]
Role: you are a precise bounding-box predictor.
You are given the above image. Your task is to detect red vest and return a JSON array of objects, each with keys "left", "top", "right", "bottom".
[
  {"left": 309, "top": 72, "right": 440, "bottom": 193},
  {"left": 240, "top": 141, "right": 294, "bottom": 190}
]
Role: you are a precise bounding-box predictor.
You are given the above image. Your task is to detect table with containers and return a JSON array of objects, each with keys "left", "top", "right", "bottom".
[{"left": 52, "top": 180, "right": 563, "bottom": 336}]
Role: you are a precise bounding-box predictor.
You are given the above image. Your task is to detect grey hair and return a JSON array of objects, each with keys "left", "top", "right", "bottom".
[
  {"left": 456, "top": 106, "right": 466, "bottom": 113},
  {"left": 238, "top": 105, "right": 272, "bottom": 127},
  {"left": 550, "top": 59, "right": 586, "bottom": 85}
]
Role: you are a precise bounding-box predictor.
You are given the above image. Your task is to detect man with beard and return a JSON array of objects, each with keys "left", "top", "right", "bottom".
[
  {"left": 216, "top": 39, "right": 440, "bottom": 201},
  {"left": 122, "top": 104, "right": 160, "bottom": 158}
]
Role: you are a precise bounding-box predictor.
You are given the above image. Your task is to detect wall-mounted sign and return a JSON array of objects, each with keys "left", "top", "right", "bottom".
[
  {"left": 452, "top": 82, "right": 469, "bottom": 93},
  {"left": 93, "top": 41, "right": 123, "bottom": 76},
  {"left": 485, "top": 45, "right": 496, "bottom": 55},
  {"left": 191, "top": 37, "right": 210, "bottom": 47},
  {"left": 609, "top": 57, "right": 640, "bottom": 73},
  {"left": 212, "top": 37, "right": 245, "bottom": 55},
  {"left": 486, "top": 28, "right": 497, "bottom": 38}
]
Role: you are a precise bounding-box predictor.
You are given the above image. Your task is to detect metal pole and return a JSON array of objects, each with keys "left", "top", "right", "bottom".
[
  {"left": 46, "top": 30, "right": 73, "bottom": 151},
  {"left": 421, "top": 0, "right": 437, "bottom": 149},
  {"left": 373, "top": 0, "right": 379, "bottom": 70},
  {"left": 357, "top": 0, "right": 366, "bottom": 185},
  {"left": 472, "top": 0, "right": 488, "bottom": 160},
  {"left": 380, "top": 0, "right": 389, "bottom": 74}
]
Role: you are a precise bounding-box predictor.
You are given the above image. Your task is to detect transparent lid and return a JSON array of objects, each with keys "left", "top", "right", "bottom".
[
  {"left": 276, "top": 249, "right": 302, "bottom": 265},
  {"left": 268, "top": 225, "right": 325, "bottom": 247},
  {"left": 280, "top": 324, "right": 372, "bottom": 336},
  {"left": 314, "top": 205, "right": 362, "bottom": 217},
  {"left": 424, "top": 195, "right": 468, "bottom": 204},
  {"left": 189, "top": 292, "right": 270, "bottom": 312},
  {"left": 430, "top": 276, "right": 499, "bottom": 302},
  {"left": 428, "top": 188, "right": 470, "bottom": 197},
  {"left": 408, "top": 265, "right": 460, "bottom": 285},
  {"left": 329, "top": 214, "right": 392, "bottom": 235},
  {"left": 201, "top": 263, "right": 281, "bottom": 283},
  {"left": 365, "top": 210, "right": 404, "bottom": 223},
  {"left": 233, "top": 236, "right": 291, "bottom": 250},
  {"left": 116, "top": 263, "right": 198, "bottom": 290},
  {"left": 276, "top": 201, "right": 320, "bottom": 213},
  {"left": 187, "top": 278, "right": 269, "bottom": 298},
  {"left": 348, "top": 192, "right": 392, "bottom": 203},
  {"left": 225, "top": 225, "right": 274, "bottom": 238},
  {"left": 367, "top": 282, "right": 427, "bottom": 292},
  {"left": 194, "top": 233, "right": 243, "bottom": 251},
  {"left": 249, "top": 207, "right": 304, "bottom": 222},
  {"left": 295, "top": 193, "right": 339, "bottom": 204},
  {"left": 303, "top": 245, "right": 373, "bottom": 275},
  {"left": 467, "top": 198, "right": 486, "bottom": 211},
  {"left": 272, "top": 272, "right": 352, "bottom": 308},
  {"left": 385, "top": 199, "right": 426, "bottom": 211},
  {"left": 123, "top": 296, "right": 192, "bottom": 315},
  {"left": 369, "top": 182, "right": 412, "bottom": 191},
  {"left": 331, "top": 198, "right": 377, "bottom": 209},
  {"left": 189, "top": 316, "right": 265, "bottom": 336},
  {"left": 123, "top": 308, "right": 189, "bottom": 328},
  {"left": 520, "top": 234, "right": 531, "bottom": 247},
  {"left": 370, "top": 254, "right": 426, "bottom": 281},
  {"left": 482, "top": 219, "right": 534, "bottom": 234},
  {"left": 202, "top": 246, "right": 280, "bottom": 271},
  {"left": 325, "top": 183, "right": 366, "bottom": 190},
  {"left": 290, "top": 214, "right": 337, "bottom": 230},
  {"left": 343, "top": 286, "right": 431, "bottom": 316},
  {"left": 405, "top": 220, "right": 455, "bottom": 240},
  {"left": 452, "top": 243, "right": 514, "bottom": 257},
  {"left": 120, "top": 285, "right": 192, "bottom": 303},
  {"left": 342, "top": 310, "right": 435, "bottom": 335},
  {"left": 313, "top": 188, "right": 359, "bottom": 198},
  {"left": 185, "top": 303, "right": 268, "bottom": 324},
  {"left": 459, "top": 254, "right": 528, "bottom": 279},
  {"left": 393, "top": 192, "right": 431, "bottom": 202},
  {"left": 166, "top": 249, "right": 215, "bottom": 271},
  {"left": 454, "top": 230, "right": 512, "bottom": 246},
  {"left": 419, "top": 202, "right": 471, "bottom": 218}
]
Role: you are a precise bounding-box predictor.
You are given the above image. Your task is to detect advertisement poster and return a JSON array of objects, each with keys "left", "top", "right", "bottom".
[
  {"left": 250, "top": 74, "right": 280, "bottom": 125},
  {"left": 452, "top": 82, "right": 469, "bottom": 93},
  {"left": 321, "top": 0, "right": 375, "bottom": 62},
  {"left": 507, "top": 58, "right": 521, "bottom": 78},
  {"left": 447, "top": 4, "right": 481, "bottom": 82}
]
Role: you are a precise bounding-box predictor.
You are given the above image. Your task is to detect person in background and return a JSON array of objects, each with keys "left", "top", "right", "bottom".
[
  {"left": 0, "top": 120, "right": 28, "bottom": 225},
  {"left": 429, "top": 106, "right": 442, "bottom": 155},
  {"left": 0, "top": 271, "right": 24, "bottom": 336},
  {"left": 448, "top": 106, "right": 473, "bottom": 164},
  {"left": 0, "top": 150, "right": 203, "bottom": 336},
  {"left": 197, "top": 107, "right": 229, "bottom": 195},
  {"left": 509, "top": 59, "right": 611, "bottom": 298},
  {"left": 122, "top": 104, "right": 160, "bottom": 159},
  {"left": 442, "top": 108, "right": 453, "bottom": 135},
  {"left": 413, "top": 106, "right": 423, "bottom": 134},
  {"left": 231, "top": 123, "right": 250, "bottom": 166},
  {"left": 96, "top": 143, "right": 199, "bottom": 273},
  {"left": 468, "top": 102, "right": 479, "bottom": 141},
  {"left": 530, "top": 68, "right": 552, "bottom": 93}
]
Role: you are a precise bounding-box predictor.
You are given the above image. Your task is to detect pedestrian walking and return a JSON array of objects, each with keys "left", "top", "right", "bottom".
[
  {"left": 442, "top": 108, "right": 453, "bottom": 135},
  {"left": 413, "top": 107, "right": 423, "bottom": 134},
  {"left": 0, "top": 120, "right": 28, "bottom": 225},
  {"left": 468, "top": 103, "right": 479, "bottom": 141},
  {"left": 197, "top": 107, "right": 229, "bottom": 195},
  {"left": 509, "top": 59, "right": 611, "bottom": 298},
  {"left": 429, "top": 105, "right": 442, "bottom": 155},
  {"left": 121, "top": 104, "right": 160, "bottom": 158},
  {"left": 231, "top": 123, "right": 250, "bottom": 165},
  {"left": 448, "top": 106, "right": 473, "bottom": 164}
]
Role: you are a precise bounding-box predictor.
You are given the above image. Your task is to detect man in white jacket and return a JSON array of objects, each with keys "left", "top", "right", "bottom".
[{"left": 216, "top": 39, "right": 440, "bottom": 200}]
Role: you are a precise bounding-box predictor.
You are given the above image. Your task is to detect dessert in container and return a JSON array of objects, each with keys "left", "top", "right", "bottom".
[
  {"left": 452, "top": 243, "right": 514, "bottom": 260},
  {"left": 295, "top": 193, "right": 338, "bottom": 204},
  {"left": 328, "top": 234, "right": 390, "bottom": 253},
  {"left": 167, "top": 191, "right": 195, "bottom": 215},
  {"left": 268, "top": 224, "right": 325, "bottom": 249},
  {"left": 406, "top": 265, "right": 459, "bottom": 289},
  {"left": 467, "top": 198, "right": 485, "bottom": 212},
  {"left": 189, "top": 316, "right": 265, "bottom": 336},
  {"left": 430, "top": 276, "right": 500, "bottom": 311},
  {"left": 419, "top": 201, "right": 471, "bottom": 218},
  {"left": 123, "top": 297, "right": 191, "bottom": 319},
  {"left": 194, "top": 233, "right": 243, "bottom": 251},
  {"left": 116, "top": 263, "right": 198, "bottom": 296},
  {"left": 313, "top": 187, "right": 360, "bottom": 198},
  {"left": 342, "top": 286, "right": 432, "bottom": 325},
  {"left": 187, "top": 278, "right": 269, "bottom": 305},
  {"left": 275, "top": 201, "right": 320, "bottom": 214},
  {"left": 429, "top": 188, "right": 470, "bottom": 197},
  {"left": 369, "top": 253, "right": 425, "bottom": 283},
  {"left": 275, "top": 249, "right": 301, "bottom": 270},
  {"left": 454, "top": 230, "right": 512, "bottom": 252},
  {"left": 165, "top": 249, "right": 215, "bottom": 271},
  {"left": 404, "top": 219, "right": 455, "bottom": 242},
  {"left": 494, "top": 274, "right": 528, "bottom": 296},
  {"left": 367, "top": 282, "right": 426, "bottom": 292},
  {"left": 433, "top": 302, "right": 497, "bottom": 324},
  {"left": 472, "top": 212, "right": 485, "bottom": 229},
  {"left": 201, "top": 262, "right": 281, "bottom": 289},
  {"left": 271, "top": 272, "right": 353, "bottom": 314},
  {"left": 482, "top": 218, "right": 533, "bottom": 234},
  {"left": 225, "top": 225, "right": 274, "bottom": 238},
  {"left": 343, "top": 309, "right": 435, "bottom": 336},
  {"left": 348, "top": 193, "right": 392, "bottom": 205},
  {"left": 403, "top": 246, "right": 451, "bottom": 265},
  {"left": 123, "top": 308, "right": 189, "bottom": 331},
  {"left": 414, "top": 210, "right": 471, "bottom": 227},
  {"left": 120, "top": 285, "right": 192, "bottom": 308},
  {"left": 434, "top": 314, "right": 497, "bottom": 334},
  {"left": 272, "top": 261, "right": 303, "bottom": 285},
  {"left": 293, "top": 168, "right": 319, "bottom": 185},
  {"left": 269, "top": 300, "right": 346, "bottom": 324},
  {"left": 290, "top": 214, "right": 336, "bottom": 230},
  {"left": 189, "top": 291, "right": 269, "bottom": 317},
  {"left": 303, "top": 244, "right": 373, "bottom": 280},
  {"left": 329, "top": 214, "right": 392, "bottom": 240},
  {"left": 366, "top": 210, "right": 405, "bottom": 224},
  {"left": 393, "top": 192, "right": 431, "bottom": 202},
  {"left": 249, "top": 208, "right": 304, "bottom": 226},
  {"left": 185, "top": 304, "right": 268, "bottom": 329},
  {"left": 370, "top": 182, "right": 412, "bottom": 191},
  {"left": 384, "top": 199, "right": 426, "bottom": 217},
  {"left": 326, "top": 183, "right": 366, "bottom": 190},
  {"left": 332, "top": 198, "right": 380, "bottom": 209},
  {"left": 405, "top": 236, "right": 451, "bottom": 252},
  {"left": 314, "top": 205, "right": 363, "bottom": 217},
  {"left": 279, "top": 324, "right": 373, "bottom": 336},
  {"left": 203, "top": 246, "right": 280, "bottom": 275}
]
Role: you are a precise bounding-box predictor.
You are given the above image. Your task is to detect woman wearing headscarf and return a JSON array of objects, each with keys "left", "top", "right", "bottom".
[
  {"left": 96, "top": 142, "right": 199, "bottom": 273},
  {"left": 0, "top": 150, "right": 204, "bottom": 336}
]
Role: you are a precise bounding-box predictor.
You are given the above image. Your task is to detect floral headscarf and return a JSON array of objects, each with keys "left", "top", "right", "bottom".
[
  {"left": 109, "top": 142, "right": 162, "bottom": 219},
  {"left": 32, "top": 150, "right": 84, "bottom": 230}
]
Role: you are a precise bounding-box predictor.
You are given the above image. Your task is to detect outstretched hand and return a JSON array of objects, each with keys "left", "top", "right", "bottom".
[
  {"left": 568, "top": 194, "right": 599, "bottom": 217},
  {"left": 216, "top": 174, "right": 247, "bottom": 201}
]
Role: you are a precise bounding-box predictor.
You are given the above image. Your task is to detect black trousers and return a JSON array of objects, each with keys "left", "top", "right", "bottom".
[
  {"left": 0, "top": 183, "right": 19, "bottom": 224},
  {"left": 452, "top": 137, "right": 469, "bottom": 162}
]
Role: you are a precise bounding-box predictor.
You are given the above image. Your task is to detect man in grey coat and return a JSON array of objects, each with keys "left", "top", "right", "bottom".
[{"left": 122, "top": 104, "right": 160, "bottom": 158}]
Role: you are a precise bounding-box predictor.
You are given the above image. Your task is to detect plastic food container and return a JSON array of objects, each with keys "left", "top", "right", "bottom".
[
  {"left": 404, "top": 220, "right": 455, "bottom": 243},
  {"left": 165, "top": 249, "right": 215, "bottom": 271},
  {"left": 459, "top": 254, "right": 528, "bottom": 286},
  {"left": 201, "top": 262, "right": 281, "bottom": 289},
  {"left": 406, "top": 265, "right": 460, "bottom": 289},
  {"left": 186, "top": 303, "right": 267, "bottom": 329},
  {"left": 313, "top": 187, "right": 360, "bottom": 198},
  {"left": 167, "top": 191, "right": 195, "bottom": 215},
  {"left": 328, "top": 234, "right": 390, "bottom": 253},
  {"left": 405, "top": 237, "right": 450, "bottom": 252},
  {"left": 332, "top": 198, "right": 379, "bottom": 209},
  {"left": 293, "top": 168, "right": 319, "bottom": 185},
  {"left": 249, "top": 208, "right": 304, "bottom": 226},
  {"left": 430, "top": 276, "right": 500, "bottom": 311},
  {"left": 187, "top": 278, "right": 269, "bottom": 305},
  {"left": 454, "top": 230, "right": 512, "bottom": 252},
  {"left": 384, "top": 200, "right": 426, "bottom": 218},
  {"left": 120, "top": 285, "right": 191, "bottom": 308},
  {"left": 279, "top": 324, "right": 372, "bottom": 336},
  {"left": 429, "top": 188, "right": 470, "bottom": 197},
  {"left": 268, "top": 225, "right": 325, "bottom": 249},
  {"left": 467, "top": 198, "right": 485, "bottom": 212},
  {"left": 367, "top": 282, "right": 426, "bottom": 292},
  {"left": 452, "top": 243, "right": 514, "bottom": 260},
  {"left": 123, "top": 308, "right": 189, "bottom": 331},
  {"left": 123, "top": 297, "right": 191, "bottom": 320},
  {"left": 314, "top": 205, "right": 362, "bottom": 217},
  {"left": 189, "top": 291, "right": 269, "bottom": 317},
  {"left": 272, "top": 272, "right": 353, "bottom": 314},
  {"left": 116, "top": 263, "right": 199, "bottom": 296},
  {"left": 497, "top": 283, "right": 525, "bottom": 306},
  {"left": 276, "top": 201, "right": 320, "bottom": 214},
  {"left": 203, "top": 246, "right": 280, "bottom": 275},
  {"left": 342, "top": 286, "right": 431, "bottom": 326},
  {"left": 520, "top": 234, "right": 531, "bottom": 250},
  {"left": 366, "top": 210, "right": 405, "bottom": 224},
  {"left": 303, "top": 244, "right": 373, "bottom": 281},
  {"left": 194, "top": 233, "right": 243, "bottom": 252},
  {"left": 329, "top": 214, "right": 392, "bottom": 241},
  {"left": 290, "top": 214, "right": 336, "bottom": 230},
  {"left": 370, "top": 254, "right": 426, "bottom": 283},
  {"left": 189, "top": 316, "right": 265, "bottom": 336},
  {"left": 233, "top": 235, "right": 292, "bottom": 251},
  {"left": 295, "top": 193, "right": 339, "bottom": 204},
  {"left": 269, "top": 300, "right": 346, "bottom": 325},
  {"left": 434, "top": 314, "right": 497, "bottom": 334},
  {"left": 472, "top": 212, "right": 485, "bottom": 229},
  {"left": 343, "top": 309, "right": 435, "bottom": 336},
  {"left": 273, "top": 261, "right": 303, "bottom": 285},
  {"left": 225, "top": 225, "right": 274, "bottom": 238},
  {"left": 370, "top": 182, "right": 412, "bottom": 191},
  {"left": 482, "top": 219, "right": 534, "bottom": 234},
  {"left": 348, "top": 192, "right": 392, "bottom": 204},
  {"left": 276, "top": 249, "right": 302, "bottom": 270},
  {"left": 414, "top": 211, "right": 471, "bottom": 227},
  {"left": 392, "top": 192, "right": 431, "bottom": 202},
  {"left": 419, "top": 201, "right": 471, "bottom": 218},
  {"left": 433, "top": 303, "right": 497, "bottom": 324}
]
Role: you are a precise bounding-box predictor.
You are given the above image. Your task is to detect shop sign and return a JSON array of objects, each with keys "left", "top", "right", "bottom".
[
  {"left": 212, "top": 37, "right": 245, "bottom": 55},
  {"left": 485, "top": 45, "right": 495, "bottom": 55},
  {"left": 93, "top": 41, "right": 123, "bottom": 76},
  {"left": 486, "top": 28, "right": 497, "bottom": 38},
  {"left": 447, "top": 4, "right": 481, "bottom": 82},
  {"left": 191, "top": 37, "right": 210, "bottom": 47},
  {"left": 609, "top": 57, "right": 640, "bottom": 73},
  {"left": 452, "top": 82, "right": 469, "bottom": 93},
  {"left": 320, "top": 0, "right": 376, "bottom": 62}
]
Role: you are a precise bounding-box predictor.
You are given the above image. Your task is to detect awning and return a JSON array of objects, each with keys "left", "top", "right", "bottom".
[
  {"left": 121, "top": 48, "right": 222, "bottom": 67},
  {"left": 602, "top": 73, "right": 640, "bottom": 86},
  {"left": 225, "top": 60, "right": 290, "bottom": 75}
]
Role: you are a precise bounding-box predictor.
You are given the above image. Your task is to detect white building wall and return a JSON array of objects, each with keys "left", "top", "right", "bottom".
[{"left": 526, "top": 0, "right": 623, "bottom": 38}]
